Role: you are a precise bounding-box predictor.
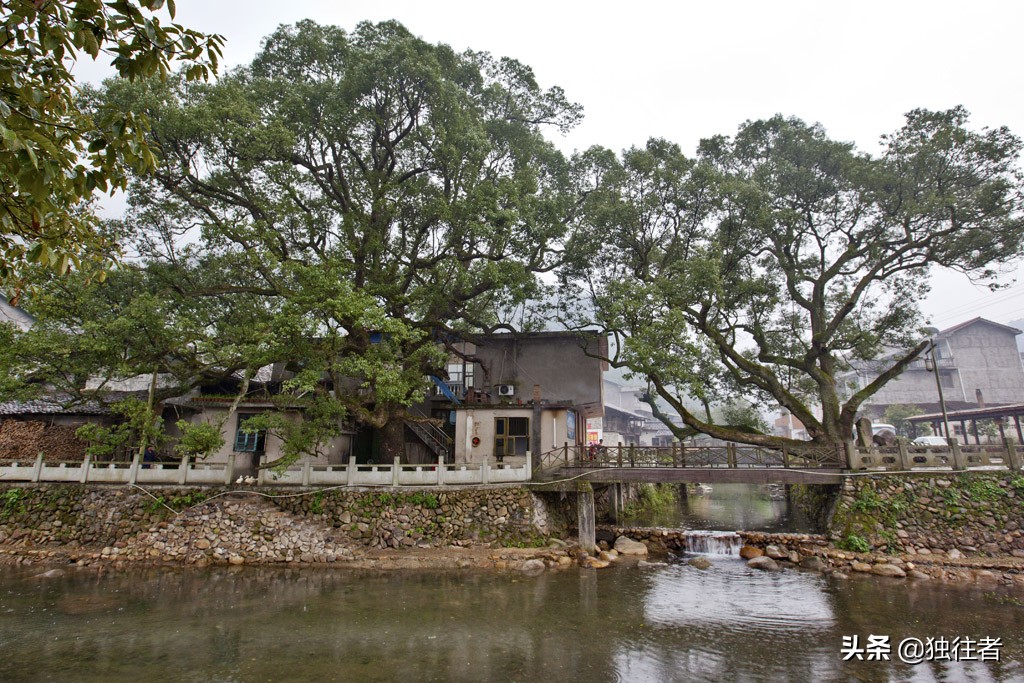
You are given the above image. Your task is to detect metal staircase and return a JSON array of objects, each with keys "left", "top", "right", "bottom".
[{"left": 405, "top": 408, "right": 454, "bottom": 461}]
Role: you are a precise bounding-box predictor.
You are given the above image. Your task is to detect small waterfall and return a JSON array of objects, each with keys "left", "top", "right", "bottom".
[{"left": 681, "top": 530, "right": 742, "bottom": 556}]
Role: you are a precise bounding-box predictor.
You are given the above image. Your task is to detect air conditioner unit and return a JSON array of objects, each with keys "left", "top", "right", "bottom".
[{"left": 497, "top": 384, "right": 515, "bottom": 397}]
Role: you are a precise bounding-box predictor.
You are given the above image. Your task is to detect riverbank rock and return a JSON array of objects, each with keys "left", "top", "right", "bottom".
[
  {"left": 637, "top": 560, "right": 667, "bottom": 568},
  {"left": 851, "top": 561, "right": 873, "bottom": 573},
  {"left": 581, "top": 556, "right": 610, "bottom": 569},
  {"left": 614, "top": 537, "right": 648, "bottom": 556},
  {"left": 739, "top": 545, "right": 764, "bottom": 559},
  {"left": 519, "top": 559, "right": 545, "bottom": 573},
  {"left": 800, "top": 556, "right": 826, "bottom": 571},
  {"left": 747, "top": 556, "right": 779, "bottom": 571},
  {"left": 871, "top": 564, "right": 906, "bottom": 578},
  {"left": 765, "top": 545, "right": 788, "bottom": 560},
  {"left": 688, "top": 556, "right": 713, "bottom": 570}
]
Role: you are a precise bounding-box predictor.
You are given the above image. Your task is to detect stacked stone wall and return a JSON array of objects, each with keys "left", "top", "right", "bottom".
[
  {"left": 0, "top": 484, "right": 562, "bottom": 558},
  {"left": 830, "top": 472, "right": 1024, "bottom": 558},
  {"left": 273, "top": 487, "right": 559, "bottom": 549}
]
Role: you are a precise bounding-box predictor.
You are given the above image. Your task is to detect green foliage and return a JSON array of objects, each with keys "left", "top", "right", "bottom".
[
  {"left": 883, "top": 405, "right": 926, "bottom": 438},
  {"left": 940, "top": 487, "right": 962, "bottom": 506},
  {"left": 144, "top": 490, "right": 206, "bottom": 514},
  {"left": 963, "top": 476, "right": 1006, "bottom": 502},
  {"left": 622, "top": 483, "right": 679, "bottom": 520},
  {"left": 718, "top": 401, "right": 769, "bottom": 434},
  {"left": 174, "top": 420, "right": 224, "bottom": 459},
  {"left": 74, "top": 397, "right": 164, "bottom": 459},
  {"left": 562, "top": 108, "right": 1024, "bottom": 449},
  {"left": 242, "top": 396, "right": 347, "bottom": 471},
  {"left": 0, "top": 488, "right": 26, "bottom": 518},
  {"left": 1009, "top": 476, "right": 1024, "bottom": 492},
  {"left": 0, "top": 0, "right": 223, "bottom": 292},
  {"left": 96, "top": 19, "right": 581, "bottom": 450},
  {"left": 407, "top": 492, "right": 440, "bottom": 510},
  {"left": 837, "top": 534, "right": 871, "bottom": 554},
  {"left": 310, "top": 491, "right": 325, "bottom": 515}
]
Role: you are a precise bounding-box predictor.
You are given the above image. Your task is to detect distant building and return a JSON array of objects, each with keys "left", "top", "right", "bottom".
[{"left": 841, "top": 317, "right": 1024, "bottom": 420}]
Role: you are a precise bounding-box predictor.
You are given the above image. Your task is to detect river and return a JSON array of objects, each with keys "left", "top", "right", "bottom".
[{"left": 1, "top": 483, "right": 1022, "bottom": 682}]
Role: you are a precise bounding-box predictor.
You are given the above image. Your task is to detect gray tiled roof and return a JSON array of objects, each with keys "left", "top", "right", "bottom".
[{"left": 0, "top": 390, "right": 149, "bottom": 416}]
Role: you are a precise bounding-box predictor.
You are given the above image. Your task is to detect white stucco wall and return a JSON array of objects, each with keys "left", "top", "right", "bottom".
[
  {"left": 453, "top": 407, "right": 575, "bottom": 463},
  {"left": 180, "top": 407, "right": 351, "bottom": 467}
]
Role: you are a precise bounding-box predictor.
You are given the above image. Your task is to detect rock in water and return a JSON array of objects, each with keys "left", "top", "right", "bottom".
[
  {"left": 581, "top": 556, "right": 610, "bottom": 569},
  {"left": 765, "top": 544, "right": 788, "bottom": 560},
  {"left": 739, "top": 545, "right": 764, "bottom": 560},
  {"left": 519, "top": 559, "right": 546, "bottom": 573},
  {"left": 614, "top": 536, "right": 649, "bottom": 556},
  {"left": 870, "top": 563, "right": 906, "bottom": 578},
  {"left": 688, "top": 556, "right": 713, "bottom": 570},
  {"left": 800, "top": 556, "right": 826, "bottom": 571},
  {"left": 747, "top": 556, "right": 779, "bottom": 571},
  {"left": 31, "top": 569, "right": 65, "bottom": 579}
]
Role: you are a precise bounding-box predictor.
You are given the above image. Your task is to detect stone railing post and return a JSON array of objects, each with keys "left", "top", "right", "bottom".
[
  {"left": 525, "top": 450, "right": 532, "bottom": 481},
  {"left": 392, "top": 457, "right": 401, "bottom": 486},
  {"left": 225, "top": 453, "right": 236, "bottom": 486},
  {"left": 1005, "top": 438, "right": 1022, "bottom": 472},
  {"left": 31, "top": 452, "right": 44, "bottom": 483},
  {"left": 481, "top": 457, "right": 490, "bottom": 485},
  {"left": 79, "top": 453, "right": 91, "bottom": 484},
  {"left": 347, "top": 456, "right": 357, "bottom": 487},
  {"left": 896, "top": 439, "right": 910, "bottom": 471},
  {"left": 302, "top": 461, "right": 312, "bottom": 487},
  {"left": 437, "top": 456, "right": 445, "bottom": 486},
  {"left": 949, "top": 438, "right": 965, "bottom": 471},
  {"left": 178, "top": 455, "right": 190, "bottom": 485},
  {"left": 843, "top": 441, "right": 856, "bottom": 470},
  {"left": 128, "top": 452, "right": 141, "bottom": 485}
]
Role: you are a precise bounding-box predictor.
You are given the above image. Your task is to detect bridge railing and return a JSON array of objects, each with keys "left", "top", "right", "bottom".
[
  {"left": 849, "top": 439, "right": 1022, "bottom": 472},
  {"left": 0, "top": 453, "right": 530, "bottom": 487},
  {"left": 554, "top": 442, "right": 843, "bottom": 469}
]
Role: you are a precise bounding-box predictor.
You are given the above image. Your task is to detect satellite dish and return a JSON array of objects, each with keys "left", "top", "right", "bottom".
[{"left": 923, "top": 326, "right": 940, "bottom": 337}]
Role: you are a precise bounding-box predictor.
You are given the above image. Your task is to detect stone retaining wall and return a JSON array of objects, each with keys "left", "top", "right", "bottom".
[
  {"left": 830, "top": 472, "right": 1024, "bottom": 558},
  {"left": 272, "top": 487, "right": 557, "bottom": 549},
  {"left": 0, "top": 484, "right": 562, "bottom": 565}
]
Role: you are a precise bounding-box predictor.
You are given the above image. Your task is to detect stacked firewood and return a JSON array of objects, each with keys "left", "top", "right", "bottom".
[{"left": 0, "top": 420, "right": 88, "bottom": 461}]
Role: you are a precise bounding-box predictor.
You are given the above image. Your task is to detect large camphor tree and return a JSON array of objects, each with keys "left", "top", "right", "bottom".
[
  {"left": 561, "top": 108, "right": 1024, "bottom": 453},
  {"left": 98, "top": 20, "right": 582, "bottom": 461},
  {"left": 0, "top": 0, "right": 222, "bottom": 293}
]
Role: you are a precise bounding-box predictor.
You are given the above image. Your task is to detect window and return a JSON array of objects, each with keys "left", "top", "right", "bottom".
[
  {"left": 233, "top": 414, "right": 267, "bottom": 453},
  {"left": 939, "top": 371, "right": 955, "bottom": 389},
  {"left": 495, "top": 417, "right": 529, "bottom": 457},
  {"left": 447, "top": 362, "right": 474, "bottom": 387}
]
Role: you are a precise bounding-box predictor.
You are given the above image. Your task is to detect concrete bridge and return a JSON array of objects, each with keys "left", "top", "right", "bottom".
[
  {"left": 538, "top": 440, "right": 1024, "bottom": 552},
  {"left": 538, "top": 439, "right": 1024, "bottom": 486}
]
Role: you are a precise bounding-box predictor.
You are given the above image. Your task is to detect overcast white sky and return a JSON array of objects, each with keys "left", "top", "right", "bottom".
[{"left": 80, "top": 0, "right": 1024, "bottom": 329}]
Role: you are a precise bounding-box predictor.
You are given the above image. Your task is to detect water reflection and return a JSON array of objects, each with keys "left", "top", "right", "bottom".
[
  {"left": 0, "top": 564, "right": 1022, "bottom": 682},
  {"left": 622, "top": 483, "right": 813, "bottom": 532}
]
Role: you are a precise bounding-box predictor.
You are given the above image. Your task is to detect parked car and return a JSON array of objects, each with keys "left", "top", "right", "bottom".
[{"left": 912, "top": 435, "right": 949, "bottom": 447}]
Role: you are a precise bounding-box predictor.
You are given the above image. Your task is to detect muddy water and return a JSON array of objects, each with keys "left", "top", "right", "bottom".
[{"left": 1, "top": 560, "right": 1022, "bottom": 682}]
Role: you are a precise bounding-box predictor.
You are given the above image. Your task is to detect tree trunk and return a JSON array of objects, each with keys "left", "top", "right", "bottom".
[{"left": 380, "top": 408, "right": 407, "bottom": 463}]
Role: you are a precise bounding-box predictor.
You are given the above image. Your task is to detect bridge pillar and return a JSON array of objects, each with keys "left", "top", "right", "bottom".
[
  {"left": 609, "top": 483, "right": 620, "bottom": 523},
  {"left": 577, "top": 482, "right": 596, "bottom": 555}
]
